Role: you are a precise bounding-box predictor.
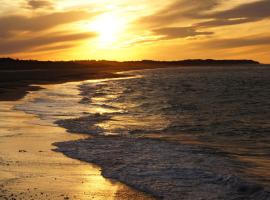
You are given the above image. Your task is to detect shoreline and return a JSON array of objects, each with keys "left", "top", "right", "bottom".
[
  {"left": 0, "top": 84, "right": 154, "bottom": 200},
  {"left": 54, "top": 129, "right": 270, "bottom": 200},
  {"left": 53, "top": 67, "right": 270, "bottom": 199},
  {"left": 1, "top": 65, "right": 270, "bottom": 199},
  {"left": 0, "top": 72, "right": 126, "bottom": 101}
]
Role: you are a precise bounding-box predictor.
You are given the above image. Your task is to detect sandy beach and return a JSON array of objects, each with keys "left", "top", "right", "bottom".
[{"left": 0, "top": 90, "right": 153, "bottom": 200}]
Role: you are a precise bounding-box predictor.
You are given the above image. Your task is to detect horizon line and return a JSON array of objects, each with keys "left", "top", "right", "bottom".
[{"left": 0, "top": 57, "right": 266, "bottom": 64}]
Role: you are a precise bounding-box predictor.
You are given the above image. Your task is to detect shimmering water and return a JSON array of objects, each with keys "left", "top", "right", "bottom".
[
  {"left": 81, "top": 67, "right": 270, "bottom": 154},
  {"left": 77, "top": 66, "right": 270, "bottom": 185}
]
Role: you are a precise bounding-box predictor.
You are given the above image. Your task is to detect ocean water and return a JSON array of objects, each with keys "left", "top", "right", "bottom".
[
  {"left": 16, "top": 66, "right": 270, "bottom": 189},
  {"left": 77, "top": 66, "right": 270, "bottom": 154}
]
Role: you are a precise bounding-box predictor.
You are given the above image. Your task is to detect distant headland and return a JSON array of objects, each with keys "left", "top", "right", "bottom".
[{"left": 0, "top": 58, "right": 261, "bottom": 70}]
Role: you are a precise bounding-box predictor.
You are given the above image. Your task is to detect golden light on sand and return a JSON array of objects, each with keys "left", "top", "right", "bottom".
[{"left": 89, "top": 13, "right": 126, "bottom": 47}]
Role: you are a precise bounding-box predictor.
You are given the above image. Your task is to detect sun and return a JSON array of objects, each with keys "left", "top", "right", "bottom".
[{"left": 89, "top": 13, "right": 126, "bottom": 47}]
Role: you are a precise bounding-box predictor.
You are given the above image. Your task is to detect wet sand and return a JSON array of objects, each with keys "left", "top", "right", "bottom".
[{"left": 0, "top": 99, "right": 153, "bottom": 199}]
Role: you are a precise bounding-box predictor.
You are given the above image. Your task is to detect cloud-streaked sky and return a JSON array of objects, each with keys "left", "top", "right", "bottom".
[{"left": 1, "top": 0, "right": 270, "bottom": 62}]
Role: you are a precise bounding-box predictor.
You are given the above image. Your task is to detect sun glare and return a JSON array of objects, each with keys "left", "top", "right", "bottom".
[{"left": 89, "top": 13, "right": 126, "bottom": 47}]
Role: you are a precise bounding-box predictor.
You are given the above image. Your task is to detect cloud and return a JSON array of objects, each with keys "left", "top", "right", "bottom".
[
  {"left": 0, "top": 32, "right": 97, "bottom": 54},
  {"left": 134, "top": 0, "right": 218, "bottom": 43},
  {"left": 133, "top": 1, "right": 218, "bottom": 43},
  {"left": 26, "top": 0, "right": 53, "bottom": 9},
  {"left": 131, "top": 26, "right": 213, "bottom": 46},
  {"left": 0, "top": 8, "right": 99, "bottom": 54},
  {"left": 207, "top": 0, "right": 270, "bottom": 20},
  {"left": 138, "top": 0, "right": 221, "bottom": 27},
  {"left": 201, "top": 35, "right": 270, "bottom": 49},
  {"left": 152, "top": 27, "right": 213, "bottom": 39},
  {"left": 138, "top": 0, "right": 270, "bottom": 30},
  {"left": 0, "top": 10, "right": 97, "bottom": 38},
  {"left": 197, "top": 0, "right": 270, "bottom": 28},
  {"left": 195, "top": 18, "right": 253, "bottom": 28},
  {"left": 32, "top": 44, "right": 76, "bottom": 52}
]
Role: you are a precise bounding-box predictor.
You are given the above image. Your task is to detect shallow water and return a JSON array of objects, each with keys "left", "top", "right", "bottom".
[{"left": 16, "top": 66, "right": 270, "bottom": 197}]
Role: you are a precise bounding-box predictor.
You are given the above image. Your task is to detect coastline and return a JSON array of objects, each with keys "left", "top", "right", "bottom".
[
  {"left": 1, "top": 64, "right": 269, "bottom": 199},
  {"left": 0, "top": 84, "right": 153, "bottom": 200},
  {"left": 52, "top": 67, "right": 270, "bottom": 199},
  {"left": 0, "top": 71, "right": 125, "bottom": 101},
  {"left": 54, "top": 136, "right": 270, "bottom": 200}
]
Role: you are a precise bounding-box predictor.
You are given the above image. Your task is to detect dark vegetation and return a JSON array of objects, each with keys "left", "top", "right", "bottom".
[{"left": 0, "top": 58, "right": 260, "bottom": 101}]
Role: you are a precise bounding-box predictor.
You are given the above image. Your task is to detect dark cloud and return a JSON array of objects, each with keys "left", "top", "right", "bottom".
[
  {"left": 0, "top": 32, "right": 96, "bottom": 54},
  {"left": 202, "top": 35, "right": 270, "bottom": 49},
  {"left": 195, "top": 18, "right": 252, "bottom": 28},
  {"left": 133, "top": 26, "right": 213, "bottom": 45},
  {"left": 139, "top": 0, "right": 221, "bottom": 27},
  {"left": 135, "top": 1, "right": 218, "bottom": 42},
  {"left": 135, "top": 0, "right": 270, "bottom": 46},
  {"left": 26, "top": 0, "right": 53, "bottom": 9},
  {"left": 207, "top": 0, "right": 270, "bottom": 20},
  {"left": 0, "top": 7, "right": 100, "bottom": 55},
  {"left": 139, "top": 0, "right": 270, "bottom": 32},
  {"left": 197, "top": 0, "right": 270, "bottom": 28},
  {"left": 152, "top": 27, "right": 213, "bottom": 39},
  {"left": 0, "top": 10, "right": 97, "bottom": 38},
  {"left": 135, "top": 0, "right": 218, "bottom": 42},
  {"left": 175, "top": 0, "right": 221, "bottom": 18}
]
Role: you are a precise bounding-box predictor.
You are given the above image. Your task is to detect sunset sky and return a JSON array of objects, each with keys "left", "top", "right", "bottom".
[{"left": 1, "top": 0, "right": 270, "bottom": 63}]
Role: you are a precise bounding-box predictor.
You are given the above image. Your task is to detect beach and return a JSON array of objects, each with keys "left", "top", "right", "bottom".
[{"left": 0, "top": 86, "right": 153, "bottom": 200}]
